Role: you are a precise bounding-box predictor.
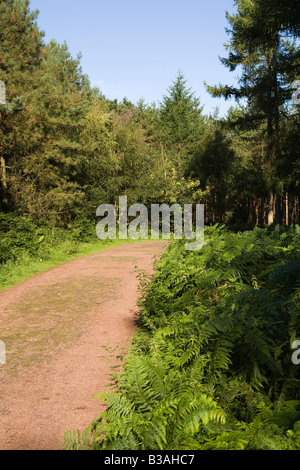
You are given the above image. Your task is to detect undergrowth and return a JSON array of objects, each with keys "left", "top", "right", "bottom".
[
  {"left": 63, "top": 224, "right": 300, "bottom": 450},
  {"left": 0, "top": 213, "right": 147, "bottom": 291}
]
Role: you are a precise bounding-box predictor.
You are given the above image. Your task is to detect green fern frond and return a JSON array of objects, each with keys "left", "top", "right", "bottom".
[{"left": 62, "top": 429, "right": 92, "bottom": 451}]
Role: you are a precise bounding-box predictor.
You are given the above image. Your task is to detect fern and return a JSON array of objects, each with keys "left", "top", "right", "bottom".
[
  {"left": 64, "top": 225, "right": 300, "bottom": 450},
  {"left": 62, "top": 429, "right": 93, "bottom": 451}
]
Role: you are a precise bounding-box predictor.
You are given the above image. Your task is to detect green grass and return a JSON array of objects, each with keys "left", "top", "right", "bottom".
[
  {"left": 0, "top": 212, "right": 170, "bottom": 292},
  {"left": 0, "top": 236, "right": 154, "bottom": 292}
]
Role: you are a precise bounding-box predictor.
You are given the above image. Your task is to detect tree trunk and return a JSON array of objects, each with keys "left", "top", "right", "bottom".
[
  {"left": 268, "top": 191, "right": 275, "bottom": 225},
  {"left": 0, "top": 154, "right": 8, "bottom": 206},
  {"left": 295, "top": 195, "right": 300, "bottom": 224},
  {"left": 274, "top": 193, "right": 280, "bottom": 224}
]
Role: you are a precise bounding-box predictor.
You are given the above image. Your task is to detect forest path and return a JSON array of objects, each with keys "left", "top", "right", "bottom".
[{"left": 0, "top": 241, "right": 167, "bottom": 450}]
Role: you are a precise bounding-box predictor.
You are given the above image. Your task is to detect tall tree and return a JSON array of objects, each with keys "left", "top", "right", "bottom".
[
  {"left": 0, "top": 0, "right": 44, "bottom": 208},
  {"left": 159, "top": 71, "right": 205, "bottom": 154},
  {"left": 206, "top": 0, "right": 300, "bottom": 224},
  {"left": 188, "top": 117, "right": 235, "bottom": 224}
]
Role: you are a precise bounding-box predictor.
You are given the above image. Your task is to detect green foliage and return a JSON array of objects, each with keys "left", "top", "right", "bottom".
[
  {"left": 1, "top": 1, "right": 299, "bottom": 227},
  {"left": 0, "top": 211, "right": 146, "bottom": 292},
  {"left": 65, "top": 226, "right": 300, "bottom": 450},
  {"left": 64, "top": 353, "right": 225, "bottom": 451},
  {"left": 159, "top": 71, "right": 205, "bottom": 152},
  {"left": 0, "top": 212, "right": 95, "bottom": 265},
  {"left": 1, "top": 1, "right": 299, "bottom": 450},
  {"left": 205, "top": 0, "right": 300, "bottom": 225}
]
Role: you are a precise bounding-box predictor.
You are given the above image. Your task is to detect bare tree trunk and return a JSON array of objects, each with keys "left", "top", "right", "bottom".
[
  {"left": 0, "top": 154, "right": 8, "bottom": 206},
  {"left": 264, "top": 197, "right": 269, "bottom": 225},
  {"left": 285, "top": 192, "right": 289, "bottom": 226},
  {"left": 291, "top": 194, "right": 299, "bottom": 224},
  {"left": 274, "top": 193, "right": 280, "bottom": 224},
  {"left": 295, "top": 195, "right": 300, "bottom": 224},
  {"left": 260, "top": 197, "right": 264, "bottom": 225},
  {"left": 212, "top": 194, "right": 215, "bottom": 225},
  {"left": 255, "top": 199, "right": 258, "bottom": 225},
  {"left": 268, "top": 191, "right": 275, "bottom": 225},
  {"left": 292, "top": 195, "right": 295, "bottom": 224}
]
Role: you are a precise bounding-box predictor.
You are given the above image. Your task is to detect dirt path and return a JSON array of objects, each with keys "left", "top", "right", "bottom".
[{"left": 0, "top": 241, "right": 167, "bottom": 450}]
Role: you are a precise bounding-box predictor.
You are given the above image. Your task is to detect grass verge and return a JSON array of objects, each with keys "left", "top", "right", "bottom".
[{"left": 0, "top": 237, "right": 153, "bottom": 292}]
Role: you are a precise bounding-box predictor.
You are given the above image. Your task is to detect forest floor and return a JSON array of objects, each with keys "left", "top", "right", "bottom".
[{"left": 0, "top": 241, "right": 167, "bottom": 450}]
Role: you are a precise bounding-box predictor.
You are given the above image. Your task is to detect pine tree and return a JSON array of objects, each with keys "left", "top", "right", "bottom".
[
  {"left": 206, "top": 0, "right": 300, "bottom": 225},
  {"left": 159, "top": 71, "right": 205, "bottom": 152},
  {"left": 0, "top": 0, "right": 44, "bottom": 208},
  {"left": 187, "top": 117, "right": 235, "bottom": 224},
  {"left": 15, "top": 38, "right": 102, "bottom": 223}
]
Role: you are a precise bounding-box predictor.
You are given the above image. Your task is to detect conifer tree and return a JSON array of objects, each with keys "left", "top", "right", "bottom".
[
  {"left": 206, "top": 0, "right": 300, "bottom": 224},
  {"left": 159, "top": 71, "right": 205, "bottom": 152},
  {"left": 0, "top": 0, "right": 44, "bottom": 208}
]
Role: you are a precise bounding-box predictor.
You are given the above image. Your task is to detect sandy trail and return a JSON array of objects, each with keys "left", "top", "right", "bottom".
[{"left": 0, "top": 241, "right": 167, "bottom": 450}]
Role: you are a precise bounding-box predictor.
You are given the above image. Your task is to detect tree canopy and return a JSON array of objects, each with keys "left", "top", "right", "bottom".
[{"left": 0, "top": 0, "right": 299, "bottom": 228}]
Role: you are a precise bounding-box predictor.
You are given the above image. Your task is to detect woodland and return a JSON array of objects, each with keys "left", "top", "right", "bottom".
[{"left": 1, "top": 0, "right": 300, "bottom": 451}]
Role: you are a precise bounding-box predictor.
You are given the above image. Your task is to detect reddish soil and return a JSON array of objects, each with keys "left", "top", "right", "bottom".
[{"left": 0, "top": 241, "right": 167, "bottom": 450}]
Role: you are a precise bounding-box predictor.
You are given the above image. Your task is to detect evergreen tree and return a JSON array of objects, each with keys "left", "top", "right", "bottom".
[
  {"left": 0, "top": 0, "right": 44, "bottom": 208},
  {"left": 188, "top": 117, "right": 235, "bottom": 224},
  {"left": 159, "top": 71, "right": 205, "bottom": 153},
  {"left": 206, "top": 0, "right": 300, "bottom": 224}
]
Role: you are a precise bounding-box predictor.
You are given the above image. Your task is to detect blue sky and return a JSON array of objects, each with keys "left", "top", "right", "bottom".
[{"left": 29, "top": 0, "right": 240, "bottom": 116}]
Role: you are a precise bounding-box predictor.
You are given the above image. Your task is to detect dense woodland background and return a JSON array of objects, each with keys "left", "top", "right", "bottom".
[
  {"left": 0, "top": 0, "right": 299, "bottom": 237},
  {"left": 1, "top": 0, "right": 300, "bottom": 451}
]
